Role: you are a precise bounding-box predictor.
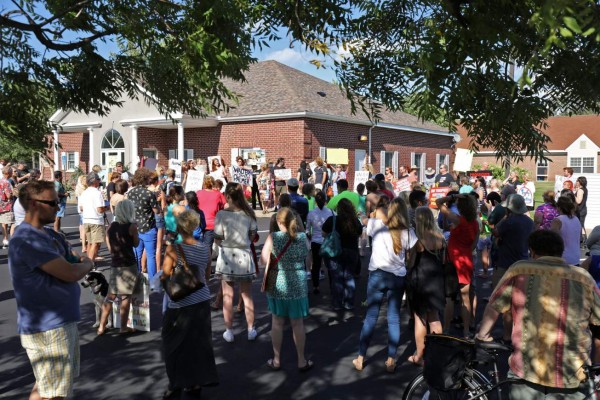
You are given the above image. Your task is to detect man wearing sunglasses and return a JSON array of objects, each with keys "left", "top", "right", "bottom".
[{"left": 9, "top": 180, "right": 94, "bottom": 399}]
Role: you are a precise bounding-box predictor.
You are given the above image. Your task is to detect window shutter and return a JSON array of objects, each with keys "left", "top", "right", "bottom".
[
  {"left": 319, "top": 147, "right": 327, "bottom": 159},
  {"left": 168, "top": 149, "right": 177, "bottom": 160},
  {"left": 74, "top": 152, "right": 79, "bottom": 171},
  {"left": 419, "top": 153, "right": 426, "bottom": 182},
  {"left": 60, "top": 152, "right": 66, "bottom": 171},
  {"left": 380, "top": 150, "right": 386, "bottom": 173},
  {"left": 393, "top": 151, "right": 399, "bottom": 176},
  {"left": 184, "top": 149, "right": 194, "bottom": 160}
]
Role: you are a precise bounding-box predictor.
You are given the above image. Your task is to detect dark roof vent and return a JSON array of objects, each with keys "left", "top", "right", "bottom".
[{"left": 317, "top": 91, "right": 327, "bottom": 97}]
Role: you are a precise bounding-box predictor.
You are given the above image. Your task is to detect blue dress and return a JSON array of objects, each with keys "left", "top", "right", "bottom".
[{"left": 267, "top": 231, "right": 310, "bottom": 318}]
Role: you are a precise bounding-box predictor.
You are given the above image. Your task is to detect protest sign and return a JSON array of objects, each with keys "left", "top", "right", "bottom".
[
  {"left": 467, "top": 170, "right": 493, "bottom": 184},
  {"left": 429, "top": 187, "right": 450, "bottom": 209},
  {"left": 453, "top": 148, "right": 474, "bottom": 172},
  {"left": 354, "top": 171, "right": 370, "bottom": 190},
  {"left": 169, "top": 159, "right": 182, "bottom": 181},
  {"left": 327, "top": 148, "right": 349, "bottom": 164},
  {"left": 113, "top": 274, "right": 150, "bottom": 332},
  {"left": 517, "top": 184, "right": 534, "bottom": 207},
  {"left": 230, "top": 166, "right": 253, "bottom": 186},
  {"left": 186, "top": 170, "right": 205, "bottom": 192},
  {"left": 394, "top": 178, "right": 411, "bottom": 194},
  {"left": 273, "top": 168, "right": 292, "bottom": 181}
]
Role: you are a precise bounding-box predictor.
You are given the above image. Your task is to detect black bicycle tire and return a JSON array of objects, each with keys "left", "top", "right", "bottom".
[{"left": 402, "top": 369, "right": 491, "bottom": 400}]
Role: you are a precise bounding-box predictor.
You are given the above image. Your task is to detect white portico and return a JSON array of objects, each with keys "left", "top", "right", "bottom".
[{"left": 48, "top": 97, "right": 217, "bottom": 174}]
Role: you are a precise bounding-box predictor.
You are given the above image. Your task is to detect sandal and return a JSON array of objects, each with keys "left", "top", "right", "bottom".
[
  {"left": 298, "top": 359, "right": 314, "bottom": 372},
  {"left": 267, "top": 359, "right": 281, "bottom": 371},
  {"left": 408, "top": 354, "right": 424, "bottom": 366},
  {"left": 352, "top": 357, "right": 364, "bottom": 371},
  {"left": 119, "top": 327, "right": 136, "bottom": 334},
  {"left": 385, "top": 357, "right": 396, "bottom": 373}
]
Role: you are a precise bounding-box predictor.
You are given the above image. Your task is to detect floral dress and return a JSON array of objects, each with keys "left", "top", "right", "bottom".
[{"left": 266, "top": 231, "right": 309, "bottom": 319}]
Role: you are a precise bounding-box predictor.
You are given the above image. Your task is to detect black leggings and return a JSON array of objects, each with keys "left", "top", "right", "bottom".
[{"left": 311, "top": 242, "right": 323, "bottom": 289}]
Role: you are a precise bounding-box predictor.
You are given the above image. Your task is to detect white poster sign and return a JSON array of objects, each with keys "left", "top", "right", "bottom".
[
  {"left": 354, "top": 171, "right": 370, "bottom": 190},
  {"left": 453, "top": 148, "right": 474, "bottom": 172},
  {"left": 185, "top": 170, "right": 205, "bottom": 192},
  {"left": 517, "top": 185, "right": 534, "bottom": 207},
  {"left": 273, "top": 168, "right": 292, "bottom": 181},
  {"left": 394, "top": 177, "right": 411, "bottom": 195},
  {"left": 169, "top": 158, "right": 182, "bottom": 182},
  {"left": 230, "top": 166, "right": 253, "bottom": 186},
  {"left": 113, "top": 274, "right": 150, "bottom": 332}
]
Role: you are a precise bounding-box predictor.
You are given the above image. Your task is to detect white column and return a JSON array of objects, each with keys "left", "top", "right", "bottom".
[
  {"left": 130, "top": 125, "right": 138, "bottom": 173},
  {"left": 88, "top": 128, "right": 95, "bottom": 172},
  {"left": 177, "top": 122, "right": 184, "bottom": 160},
  {"left": 53, "top": 128, "right": 59, "bottom": 171}
]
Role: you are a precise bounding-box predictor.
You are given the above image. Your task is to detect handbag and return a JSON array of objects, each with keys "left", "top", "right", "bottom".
[
  {"left": 162, "top": 245, "right": 204, "bottom": 301},
  {"left": 261, "top": 238, "right": 292, "bottom": 293},
  {"left": 319, "top": 214, "right": 342, "bottom": 258}
]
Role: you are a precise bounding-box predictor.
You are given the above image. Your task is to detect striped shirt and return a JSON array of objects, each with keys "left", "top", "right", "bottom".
[
  {"left": 489, "top": 257, "right": 600, "bottom": 388},
  {"left": 167, "top": 242, "right": 211, "bottom": 309}
]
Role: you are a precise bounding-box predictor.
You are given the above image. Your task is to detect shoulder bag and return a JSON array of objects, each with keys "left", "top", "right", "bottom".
[
  {"left": 319, "top": 214, "right": 342, "bottom": 258},
  {"left": 261, "top": 238, "right": 292, "bottom": 293},
  {"left": 162, "top": 244, "right": 204, "bottom": 301}
]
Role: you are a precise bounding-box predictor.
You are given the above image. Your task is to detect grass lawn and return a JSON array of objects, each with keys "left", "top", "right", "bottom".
[{"left": 534, "top": 181, "right": 555, "bottom": 206}]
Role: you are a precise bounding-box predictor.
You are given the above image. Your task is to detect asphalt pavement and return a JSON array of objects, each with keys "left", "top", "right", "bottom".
[{"left": 0, "top": 204, "right": 496, "bottom": 400}]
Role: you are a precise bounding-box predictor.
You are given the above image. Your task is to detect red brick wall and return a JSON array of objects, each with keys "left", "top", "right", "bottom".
[{"left": 44, "top": 131, "right": 89, "bottom": 181}]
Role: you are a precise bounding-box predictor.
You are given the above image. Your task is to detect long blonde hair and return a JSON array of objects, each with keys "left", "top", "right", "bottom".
[
  {"left": 387, "top": 197, "right": 410, "bottom": 255},
  {"left": 276, "top": 207, "right": 298, "bottom": 240},
  {"left": 415, "top": 206, "right": 443, "bottom": 250}
]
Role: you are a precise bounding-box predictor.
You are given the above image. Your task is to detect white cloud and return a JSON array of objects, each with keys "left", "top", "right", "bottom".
[{"left": 264, "top": 47, "right": 305, "bottom": 65}]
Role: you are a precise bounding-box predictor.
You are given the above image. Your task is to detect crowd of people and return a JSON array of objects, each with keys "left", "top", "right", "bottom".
[{"left": 3, "top": 154, "right": 600, "bottom": 400}]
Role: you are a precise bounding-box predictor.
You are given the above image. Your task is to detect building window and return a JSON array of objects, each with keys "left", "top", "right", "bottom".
[
  {"left": 101, "top": 129, "right": 125, "bottom": 149},
  {"left": 536, "top": 159, "right": 548, "bottom": 181},
  {"left": 411, "top": 152, "right": 426, "bottom": 182},
  {"left": 570, "top": 157, "right": 595, "bottom": 174},
  {"left": 380, "top": 150, "right": 398, "bottom": 175},
  {"left": 168, "top": 149, "right": 194, "bottom": 161},
  {"left": 61, "top": 151, "right": 79, "bottom": 171},
  {"left": 143, "top": 149, "right": 157, "bottom": 159}
]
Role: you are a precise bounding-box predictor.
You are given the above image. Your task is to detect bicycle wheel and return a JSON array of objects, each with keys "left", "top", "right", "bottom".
[{"left": 403, "top": 369, "right": 490, "bottom": 400}]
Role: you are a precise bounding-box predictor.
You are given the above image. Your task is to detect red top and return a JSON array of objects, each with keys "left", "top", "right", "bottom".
[
  {"left": 196, "top": 189, "right": 226, "bottom": 230},
  {"left": 447, "top": 216, "right": 479, "bottom": 285}
]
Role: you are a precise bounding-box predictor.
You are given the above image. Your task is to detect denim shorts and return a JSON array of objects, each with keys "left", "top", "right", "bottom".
[
  {"left": 56, "top": 203, "right": 66, "bottom": 218},
  {"left": 155, "top": 214, "right": 165, "bottom": 230}
]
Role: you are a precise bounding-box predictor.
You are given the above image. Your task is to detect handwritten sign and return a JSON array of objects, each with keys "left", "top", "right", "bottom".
[
  {"left": 453, "top": 148, "right": 474, "bottom": 172},
  {"left": 113, "top": 274, "right": 150, "bottom": 332},
  {"left": 354, "top": 171, "right": 370, "bottom": 190},
  {"left": 517, "top": 184, "right": 534, "bottom": 207},
  {"left": 186, "top": 170, "right": 205, "bottom": 192},
  {"left": 273, "top": 168, "right": 292, "bottom": 181},
  {"left": 429, "top": 187, "right": 450, "bottom": 209},
  {"left": 394, "top": 178, "right": 411, "bottom": 194},
  {"left": 169, "top": 158, "right": 182, "bottom": 182},
  {"left": 230, "top": 166, "right": 253, "bottom": 186}
]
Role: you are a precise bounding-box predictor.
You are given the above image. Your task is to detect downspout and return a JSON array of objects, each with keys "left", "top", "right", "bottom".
[{"left": 368, "top": 123, "right": 375, "bottom": 163}]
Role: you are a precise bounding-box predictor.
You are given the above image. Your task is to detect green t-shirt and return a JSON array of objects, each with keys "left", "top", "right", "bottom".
[
  {"left": 304, "top": 195, "right": 316, "bottom": 211},
  {"left": 327, "top": 190, "right": 360, "bottom": 211}
]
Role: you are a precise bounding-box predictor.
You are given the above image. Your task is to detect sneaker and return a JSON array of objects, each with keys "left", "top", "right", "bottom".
[
  {"left": 2, "top": 239, "right": 8, "bottom": 248},
  {"left": 223, "top": 329, "right": 234, "bottom": 343},
  {"left": 247, "top": 328, "right": 257, "bottom": 341}
]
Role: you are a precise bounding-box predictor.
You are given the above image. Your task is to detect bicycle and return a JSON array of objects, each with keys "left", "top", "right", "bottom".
[{"left": 403, "top": 338, "right": 600, "bottom": 400}]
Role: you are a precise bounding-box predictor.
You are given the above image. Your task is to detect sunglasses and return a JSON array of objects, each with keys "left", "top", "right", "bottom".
[{"left": 33, "top": 199, "right": 59, "bottom": 207}]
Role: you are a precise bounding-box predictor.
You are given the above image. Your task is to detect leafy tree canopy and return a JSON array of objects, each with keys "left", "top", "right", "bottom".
[
  {"left": 0, "top": 0, "right": 350, "bottom": 154},
  {"left": 335, "top": 0, "right": 600, "bottom": 165}
]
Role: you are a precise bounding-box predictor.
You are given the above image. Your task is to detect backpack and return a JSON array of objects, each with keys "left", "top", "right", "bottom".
[{"left": 319, "top": 214, "right": 342, "bottom": 258}]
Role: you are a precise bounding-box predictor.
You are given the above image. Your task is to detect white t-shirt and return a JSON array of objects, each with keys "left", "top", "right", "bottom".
[
  {"left": 306, "top": 206, "right": 335, "bottom": 244},
  {"left": 13, "top": 198, "right": 25, "bottom": 226},
  {"left": 366, "top": 218, "right": 417, "bottom": 277},
  {"left": 78, "top": 187, "right": 104, "bottom": 225}
]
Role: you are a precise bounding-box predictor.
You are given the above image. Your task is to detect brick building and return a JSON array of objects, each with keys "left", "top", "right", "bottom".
[
  {"left": 45, "top": 61, "right": 455, "bottom": 186},
  {"left": 457, "top": 115, "right": 600, "bottom": 181}
]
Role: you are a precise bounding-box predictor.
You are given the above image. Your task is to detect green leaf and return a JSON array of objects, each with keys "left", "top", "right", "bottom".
[{"left": 563, "top": 16, "right": 582, "bottom": 34}]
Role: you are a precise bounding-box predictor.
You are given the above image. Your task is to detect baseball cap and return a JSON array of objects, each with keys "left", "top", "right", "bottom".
[
  {"left": 287, "top": 177, "right": 299, "bottom": 187},
  {"left": 86, "top": 172, "right": 101, "bottom": 185}
]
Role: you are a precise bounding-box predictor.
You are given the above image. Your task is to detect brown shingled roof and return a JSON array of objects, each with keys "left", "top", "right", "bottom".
[
  {"left": 221, "top": 60, "right": 448, "bottom": 132},
  {"left": 456, "top": 114, "right": 600, "bottom": 151}
]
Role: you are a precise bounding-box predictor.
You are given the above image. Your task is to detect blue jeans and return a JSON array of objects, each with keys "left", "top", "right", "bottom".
[
  {"left": 134, "top": 227, "right": 157, "bottom": 281},
  {"left": 325, "top": 249, "right": 358, "bottom": 309},
  {"left": 358, "top": 269, "right": 405, "bottom": 358}
]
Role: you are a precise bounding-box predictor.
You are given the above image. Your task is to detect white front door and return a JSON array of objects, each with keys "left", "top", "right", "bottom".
[{"left": 102, "top": 150, "right": 125, "bottom": 172}]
